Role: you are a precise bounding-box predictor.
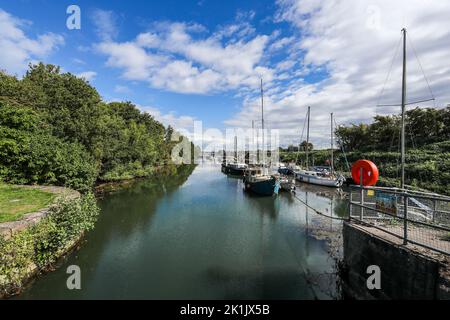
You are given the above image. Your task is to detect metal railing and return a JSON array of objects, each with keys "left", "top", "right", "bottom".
[{"left": 348, "top": 185, "right": 450, "bottom": 256}]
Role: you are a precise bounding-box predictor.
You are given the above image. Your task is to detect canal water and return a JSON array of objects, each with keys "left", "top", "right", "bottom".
[{"left": 18, "top": 163, "right": 348, "bottom": 300}]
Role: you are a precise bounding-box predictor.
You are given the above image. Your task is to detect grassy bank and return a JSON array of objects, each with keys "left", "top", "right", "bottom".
[
  {"left": 0, "top": 193, "right": 99, "bottom": 298},
  {"left": 0, "top": 184, "right": 55, "bottom": 223}
]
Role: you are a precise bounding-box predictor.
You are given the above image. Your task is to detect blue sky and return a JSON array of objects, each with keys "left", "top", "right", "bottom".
[
  {"left": 1, "top": 0, "right": 450, "bottom": 148},
  {"left": 0, "top": 0, "right": 312, "bottom": 131}
]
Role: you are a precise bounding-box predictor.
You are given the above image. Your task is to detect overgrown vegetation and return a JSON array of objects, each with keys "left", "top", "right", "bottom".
[
  {"left": 0, "top": 63, "right": 196, "bottom": 192},
  {"left": 281, "top": 107, "right": 450, "bottom": 195},
  {"left": 0, "top": 194, "right": 99, "bottom": 297},
  {"left": 0, "top": 184, "right": 55, "bottom": 223}
]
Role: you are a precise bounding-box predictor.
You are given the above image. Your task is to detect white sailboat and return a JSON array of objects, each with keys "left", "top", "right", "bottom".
[{"left": 295, "top": 108, "right": 345, "bottom": 188}]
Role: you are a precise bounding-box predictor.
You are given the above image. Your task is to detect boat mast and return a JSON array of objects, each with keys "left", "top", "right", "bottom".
[
  {"left": 252, "top": 120, "right": 255, "bottom": 165},
  {"left": 234, "top": 135, "right": 238, "bottom": 164},
  {"left": 401, "top": 28, "right": 407, "bottom": 190},
  {"left": 331, "top": 112, "right": 334, "bottom": 176},
  {"left": 306, "top": 106, "right": 311, "bottom": 169},
  {"left": 261, "top": 79, "right": 265, "bottom": 167}
]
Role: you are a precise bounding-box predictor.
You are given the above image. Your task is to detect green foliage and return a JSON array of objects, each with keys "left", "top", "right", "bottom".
[
  {"left": 278, "top": 106, "right": 450, "bottom": 195},
  {"left": 0, "top": 63, "right": 196, "bottom": 191},
  {"left": 280, "top": 143, "right": 450, "bottom": 195},
  {"left": 0, "top": 103, "right": 97, "bottom": 192},
  {"left": 0, "top": 194, "right": 99, "bottom": 295},
  {"left": 335, "top": 107, "right": 450, "bottom": 152}
]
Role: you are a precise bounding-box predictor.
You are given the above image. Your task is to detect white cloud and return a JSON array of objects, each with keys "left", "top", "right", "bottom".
[
  {"left": 76, "top": 71, "right": 97, "bottom": 81},
  {"left": 96, "top": 21, "right": 274, "bottom": 94},
  {"left": 0, "top": 9, "right": 64, "bottom": 75},
  {"left": 91, "top": 9, "right": 118, "bottom": 41},
  {"left": 142, "top": 106, "right": 197, "bottom": 131},
  {"left": 227, "top": 0, "right": 450, "bottom": 148}
]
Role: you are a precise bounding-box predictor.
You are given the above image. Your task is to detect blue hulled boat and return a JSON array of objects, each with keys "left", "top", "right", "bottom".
[{"left": 243, "top": 168, "right": 280, "bottom": 196}]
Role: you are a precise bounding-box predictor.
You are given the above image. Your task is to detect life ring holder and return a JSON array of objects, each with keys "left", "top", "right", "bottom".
[{"left": 351, "top": 160, "right": 379, "bottom": 186}]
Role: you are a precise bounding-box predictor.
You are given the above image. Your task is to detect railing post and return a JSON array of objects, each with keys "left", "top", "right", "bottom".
[
  {"left": 403, "top": 194, "right": 408, "bottom": 245},
  {"left": 349, "top": 189, "right": 353, "bottom": 219},
  {"left": 360, "top": 167, "right": 364, "bottom": 220},
  {"left": 432, "top": 199, "right": 436, "bottom": 223}
]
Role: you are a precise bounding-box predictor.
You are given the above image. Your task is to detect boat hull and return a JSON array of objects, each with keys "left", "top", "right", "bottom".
[
  {"left": 244, "top": 177, "right": 280, "bottom": 196},
  {"left": 278, "top": 168, "right": 291, "bottom": 175},
  {"left": 295, "top": 173, "right": 343, "bottom": 188},
  {"left": 222, "top": 164, "right": 246, "bottom": 176}
]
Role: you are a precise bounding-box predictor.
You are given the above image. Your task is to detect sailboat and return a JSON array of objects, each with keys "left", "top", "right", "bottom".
[
  {"left": 243, "top": 79, "right": 281, "bottom": 196},
  {"left": 222, "top": 136, "right": 247, "bottom": 176},
  {"left": 295, "top": 108, "right": 345, "bottom": 188}
]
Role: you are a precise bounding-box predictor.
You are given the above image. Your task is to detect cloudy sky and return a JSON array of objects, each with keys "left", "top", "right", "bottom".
[{"left": 1, "top": 0, "right": 449, "bottom": 149}]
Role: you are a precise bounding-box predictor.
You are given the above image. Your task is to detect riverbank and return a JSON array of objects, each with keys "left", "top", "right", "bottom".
[
  {"left": 0, "top": 188, "right": 98, "bottom": 299},
  {"left": 0, "top": 164, "right": 196, "bottom": 299}
]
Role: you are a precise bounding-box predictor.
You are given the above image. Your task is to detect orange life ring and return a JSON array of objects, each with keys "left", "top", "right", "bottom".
[{"left": 351, "top": 160, "right": 379, "bottom": 186}]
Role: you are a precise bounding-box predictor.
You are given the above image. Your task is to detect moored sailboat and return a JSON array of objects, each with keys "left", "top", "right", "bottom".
[
  {"left": 222, "top": 136, "right": 247, "bottom": 176},
  {"left": 244, "top": 79, "right": 280, "bottom": 196},
  {"left": 295, "top": 108, "right": 345, "bottom": 188}
]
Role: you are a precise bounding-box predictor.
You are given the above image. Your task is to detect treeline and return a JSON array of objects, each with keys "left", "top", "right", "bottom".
[
  {"left": 0, "top": 63, "right": 194, "bottom": 192},
  {"left": 335, "top": 107, "right": 450, "bottom": 152},
  {"left": 280, "top": 107, "right": 450, "bottom": 195}
]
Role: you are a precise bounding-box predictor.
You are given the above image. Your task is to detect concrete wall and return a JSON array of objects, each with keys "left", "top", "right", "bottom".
[{"left": 342, "top": 222, "right": 449, "bottom": 300}]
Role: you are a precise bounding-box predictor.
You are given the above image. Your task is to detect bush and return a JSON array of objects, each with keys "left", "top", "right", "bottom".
[
  {"left": 0, "top": 193, "right": 99, "bottom": 296},
  {"left": 0, "top": 103, "right": 98, "bottom": 192}
]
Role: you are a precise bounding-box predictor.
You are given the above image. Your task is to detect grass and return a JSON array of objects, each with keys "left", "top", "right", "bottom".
[{"left": 0, "top": 184, "right": 56, "bottom": 223}]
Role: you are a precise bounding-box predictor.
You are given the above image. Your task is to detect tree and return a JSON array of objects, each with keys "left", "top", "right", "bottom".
[{"left": 300, "top": 141, "right": 314, "bottom": 151}]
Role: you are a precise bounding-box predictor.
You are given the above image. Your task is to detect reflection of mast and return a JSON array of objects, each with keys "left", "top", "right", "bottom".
[
  {"left": 305, "top": 191, "right": 309, "bottom": 259},
  {"left": 330, "top": 196, "right": 333, "bottom": 232}
]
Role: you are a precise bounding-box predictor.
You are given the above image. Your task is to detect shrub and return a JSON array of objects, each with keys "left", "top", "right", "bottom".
[{"left": 0, "top": 193, "right": 99, "bottom": 296}]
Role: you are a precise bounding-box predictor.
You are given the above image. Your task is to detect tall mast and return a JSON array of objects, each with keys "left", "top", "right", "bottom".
[
  {"left": 234, "top": 135, "right": 238, "bottom": 164},
  {"left": 331, "top": 112, "right": 334, "bottom": 176},
  {"left": 401, "top": 28, "right": 407, "bottom": 190},
  {"left": 261, "top": 79, "right": 265, "bottom": 166},
  {"left": 256, "top": 123, "right": 259, "bottom": 164},
  {"left": 306, "top": 106, "right": 311, "bottom": 169},
  {"left": 252, "top": 120, "right": 255, "bottom": 165}
]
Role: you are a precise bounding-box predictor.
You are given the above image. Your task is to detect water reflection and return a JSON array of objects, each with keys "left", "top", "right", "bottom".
[{"left": 18, "top": 163, "right": 345, "bottom": 300}]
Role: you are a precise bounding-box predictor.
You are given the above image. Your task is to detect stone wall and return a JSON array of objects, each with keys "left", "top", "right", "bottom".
[{"left": 342, "top": 221, "right": 449, "bottom": 300}]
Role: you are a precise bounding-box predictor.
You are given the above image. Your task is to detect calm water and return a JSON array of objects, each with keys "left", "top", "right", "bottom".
[{"left": 18, "top": 163, "right": 348, "bottom": 300}]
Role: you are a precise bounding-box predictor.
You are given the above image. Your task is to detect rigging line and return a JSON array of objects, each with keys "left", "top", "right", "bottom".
[
  {"left": 376, "top": 34, "right": 403, "bottom": 108},
  {"left": 407, "top": 33, "right": 436, "bottom": 104},
  {"left": 333, "top": 118, "right": 350, "bottom": 172},
  {"left": 295, "top": 110, "right": 309, "bottom": 165},
  {"left": 377, "top": 98, "right": 435, "bottom": 107}
]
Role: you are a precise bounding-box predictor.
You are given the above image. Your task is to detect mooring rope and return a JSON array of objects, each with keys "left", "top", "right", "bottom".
[{"left": 291, "top": 191, "right": 348, "bottom": 221}]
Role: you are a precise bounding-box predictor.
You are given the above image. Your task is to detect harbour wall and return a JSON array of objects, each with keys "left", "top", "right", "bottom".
[{"left": 342, "top": 221, "right": 450, "bottom": 300}]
